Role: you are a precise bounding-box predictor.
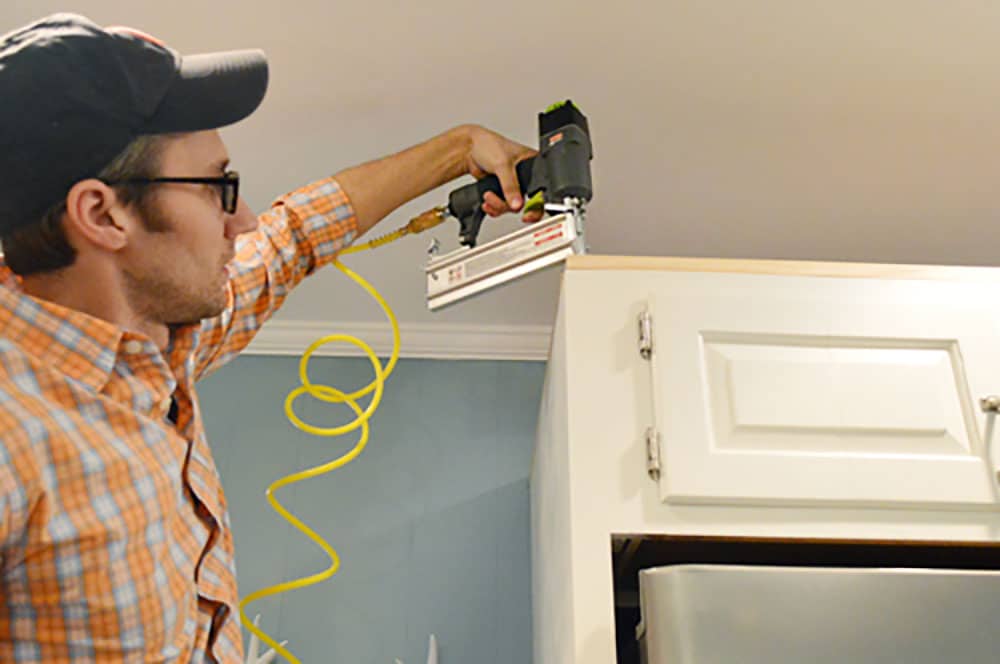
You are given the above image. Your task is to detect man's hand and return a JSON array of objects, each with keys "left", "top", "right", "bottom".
[
  {"left": 335, "top": 122, "right": 544, "bottom": 238},
  {"left": 462, "top": 125, "right": 543, "bottom": 224}
]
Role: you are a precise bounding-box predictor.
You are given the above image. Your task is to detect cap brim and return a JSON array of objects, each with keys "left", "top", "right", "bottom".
[{"left": 143, "top": 49, "right": 268, "bottom": 133}]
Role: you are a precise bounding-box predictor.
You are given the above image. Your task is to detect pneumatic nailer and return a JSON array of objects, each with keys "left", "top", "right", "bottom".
[{"left": 420, "top": 100, "right": 593, "bottom": 311}]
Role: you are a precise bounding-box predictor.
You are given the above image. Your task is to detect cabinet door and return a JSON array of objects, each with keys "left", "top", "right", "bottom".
[{"left": 650, "top": 272, "right": 1000, "bottom": 508}]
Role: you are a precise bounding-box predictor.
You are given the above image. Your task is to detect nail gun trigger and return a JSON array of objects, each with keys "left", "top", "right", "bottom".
[{"left": 523, "top": 190, "right": 546, "bottom": 217}]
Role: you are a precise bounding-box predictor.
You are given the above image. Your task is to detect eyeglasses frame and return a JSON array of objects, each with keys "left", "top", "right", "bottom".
[{"left": 101, "top": 170, "right": 240, "bottom": 214}]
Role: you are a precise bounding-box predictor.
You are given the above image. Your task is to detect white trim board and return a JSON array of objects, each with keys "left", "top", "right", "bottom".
[{"left": 244, "top": 320, "right": 552, "bottom": 361}]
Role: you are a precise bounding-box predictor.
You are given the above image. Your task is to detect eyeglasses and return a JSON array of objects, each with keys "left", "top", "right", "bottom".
[{"left": 102, "top": 170, "right": 240, "bottom": 214}]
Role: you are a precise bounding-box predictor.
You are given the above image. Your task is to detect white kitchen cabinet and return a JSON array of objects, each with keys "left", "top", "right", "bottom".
[{"left": 531, "top": 256, "right": 1000, "bottom": 664}]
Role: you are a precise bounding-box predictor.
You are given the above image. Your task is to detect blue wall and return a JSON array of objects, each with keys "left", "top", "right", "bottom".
[{"left": 198, "top": 354, "right": 545, "bottom": 663}]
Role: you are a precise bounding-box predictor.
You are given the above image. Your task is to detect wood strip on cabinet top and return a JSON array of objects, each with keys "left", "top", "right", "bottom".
[{"left": 568, "top": 255, "right": 1000, "bottom": 282}]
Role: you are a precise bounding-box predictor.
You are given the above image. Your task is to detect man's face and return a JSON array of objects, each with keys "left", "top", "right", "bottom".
[{"left": 119, "top": 130, "right": 258, "bottom": 325}]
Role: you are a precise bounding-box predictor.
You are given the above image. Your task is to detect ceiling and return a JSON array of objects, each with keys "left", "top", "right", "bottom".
[{"left": 7, "top": 0, "right": 1000, "bottom": 330}]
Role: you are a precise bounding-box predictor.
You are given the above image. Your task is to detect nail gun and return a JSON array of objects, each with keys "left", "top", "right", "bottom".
[{"left": 422, "top": 100, "right": 593, "bottom": 311}]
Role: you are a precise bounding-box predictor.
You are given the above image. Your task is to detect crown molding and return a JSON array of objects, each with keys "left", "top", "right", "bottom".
[{"left": 244, "top": 320, "right": 552, "bottom": 361}]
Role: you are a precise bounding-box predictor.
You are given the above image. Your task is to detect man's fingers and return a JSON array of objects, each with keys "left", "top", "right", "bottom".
[
  {"left": 482, "top": 191, "right": 506, "bottom": 208},
  {"left": 483, "top": 191, "right": 545, "bottom": 223},
  {"left": 482, "top": 191, "right": 509, "bottom": 217},
  {"left": 493, "top": 163, "right": 523, "bottom": 212}
]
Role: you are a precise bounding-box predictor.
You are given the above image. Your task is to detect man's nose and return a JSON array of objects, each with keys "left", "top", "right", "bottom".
[{"left": 226, "top": 197, "right": 258, "bottom": 239}]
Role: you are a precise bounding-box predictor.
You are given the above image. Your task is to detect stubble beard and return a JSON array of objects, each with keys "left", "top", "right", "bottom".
[
  {"left": 123, "top": 198, "right": 230, "bottom": 326},
  {"left": 125, "top": 266, "right": 229, "bottom": 326}
]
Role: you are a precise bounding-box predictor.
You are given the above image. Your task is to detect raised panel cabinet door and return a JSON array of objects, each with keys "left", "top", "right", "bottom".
[{"left": 650, "top": 272, "right": 1000, "bottom": 508}]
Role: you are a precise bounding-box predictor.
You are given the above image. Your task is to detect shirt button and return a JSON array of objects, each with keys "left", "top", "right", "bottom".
[{"left": 122, "top": 340, "right": 144, "bottom": 354}]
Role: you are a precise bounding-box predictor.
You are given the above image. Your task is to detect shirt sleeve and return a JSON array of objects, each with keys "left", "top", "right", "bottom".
[
  {"left": 0, "top": 470, "right": 10, "bottom": 571},
  {"left": 191, "top": 176, "right": 358, "bottom": 379}
]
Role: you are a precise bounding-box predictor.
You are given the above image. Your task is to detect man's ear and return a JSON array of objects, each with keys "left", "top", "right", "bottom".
[{"left": 62, "top": 179, "right": 131, "bottom": 251}]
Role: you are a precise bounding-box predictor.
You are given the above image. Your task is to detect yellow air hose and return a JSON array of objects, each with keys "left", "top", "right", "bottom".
[{"left": 237, "top": 206, "right": 447, "bottom": 663}]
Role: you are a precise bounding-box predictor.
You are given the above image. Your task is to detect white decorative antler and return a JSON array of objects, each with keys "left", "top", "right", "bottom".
[
  {"left": 245, "top": 614, "right": 288, "bottom": 664},
  {"left": 394, "top": 634, "right": 438, "bottom": 664},
  {"left": 426, "top": 634, "right": 438, "bottom": 664}
]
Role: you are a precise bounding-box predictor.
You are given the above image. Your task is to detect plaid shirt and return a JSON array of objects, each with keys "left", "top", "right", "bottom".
[{"left": 0, "top": 177, "right": 357, "bottom": 662}]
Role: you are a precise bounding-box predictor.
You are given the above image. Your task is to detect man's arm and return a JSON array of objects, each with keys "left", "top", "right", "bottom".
[
  {"left": 334, "top": 124, "right": 538, "bottom": 238},
  {"left": 192, "top": 124, "right": 537, "bottom": 378}
]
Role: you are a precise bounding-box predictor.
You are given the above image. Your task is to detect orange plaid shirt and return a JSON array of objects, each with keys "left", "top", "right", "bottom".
[{"left": 0, "top": 177, "right": 357, "bottom": 662}]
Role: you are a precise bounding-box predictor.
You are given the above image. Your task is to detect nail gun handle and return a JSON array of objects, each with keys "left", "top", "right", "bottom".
[
  {"left": 448, "top": 157, "right": 536, "bottom": 221},
  {"left": 448, "top": 158, "right": 536, "bottom": 247}
]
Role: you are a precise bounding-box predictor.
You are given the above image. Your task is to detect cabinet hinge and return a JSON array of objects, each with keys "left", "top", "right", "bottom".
[
  {"left": 638, "top": 310, "right": 653, "bottom": 359},
  {"left": 645, "top": 426, "right": 661, "bottom": 481}
]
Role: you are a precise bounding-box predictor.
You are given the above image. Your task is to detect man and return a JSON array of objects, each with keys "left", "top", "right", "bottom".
[{"left": 0, "top": 13, "right": 538, "bottom": 663}]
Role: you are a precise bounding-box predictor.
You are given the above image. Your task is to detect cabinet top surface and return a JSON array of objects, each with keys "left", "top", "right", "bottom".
[{"left": 568, "top": 255, "right": 1000, "bottom": 282}]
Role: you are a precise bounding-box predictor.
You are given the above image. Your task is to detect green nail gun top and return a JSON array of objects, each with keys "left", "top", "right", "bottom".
[{"left": 446, "top": 100, "right": 594, "bottom": 248}]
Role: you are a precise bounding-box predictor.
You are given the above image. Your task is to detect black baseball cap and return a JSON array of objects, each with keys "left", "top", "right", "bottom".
[{"left": 0, "top": 13, "right": 269, "bottom": 233}]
